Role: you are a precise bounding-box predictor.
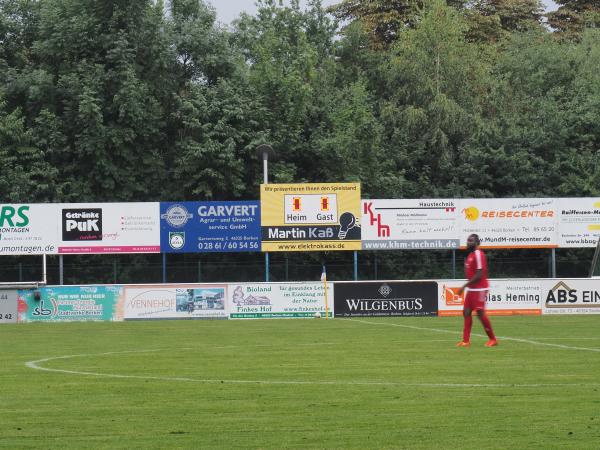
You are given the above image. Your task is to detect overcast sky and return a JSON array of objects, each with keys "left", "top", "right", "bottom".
[{"left": 212, "top": 0, "right": 560, "bottom": 25}]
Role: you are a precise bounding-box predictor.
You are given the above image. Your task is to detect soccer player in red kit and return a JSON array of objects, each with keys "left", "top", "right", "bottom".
[{"left": 456, "top": 234, "right": 498, "bottom": 347}]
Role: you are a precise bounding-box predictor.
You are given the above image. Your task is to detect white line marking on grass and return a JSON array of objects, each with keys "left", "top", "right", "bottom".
[
  {"left": 516, "top": 337, "right": 600, "bottom": 341},
  {"left": 342, "top": 319, "right": 600, "bottom": 353},
  {"left": 25, "top": 349, "right": 600, "bottom": 389},
  {"left": 210, "top": 342, "right": 339, "bottom": 350}
]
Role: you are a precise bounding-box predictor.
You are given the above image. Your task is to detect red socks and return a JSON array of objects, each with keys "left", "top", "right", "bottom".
[
  {"left": 479, "top": 314, "right": 496, "bottom": 340},
  {"left": 462, "top": 315, "right": 473, "bottom": 342},
  {"left": 463, "top": 313, "right": 496, "bottom": 342}
]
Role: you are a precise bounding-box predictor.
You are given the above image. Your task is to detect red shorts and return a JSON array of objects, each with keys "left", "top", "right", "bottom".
[{"left": 464, "top": 289, "right": 488, "bottom": 311}]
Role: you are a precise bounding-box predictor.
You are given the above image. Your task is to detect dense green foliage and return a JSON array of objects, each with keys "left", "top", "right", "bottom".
[
  {"left": 2, "top": 0, "right": 599, "bottom": 202},
  {"left": 2, "top": 317, "right": 600, "bottom": 448},
  {"left": 1, "top": 0, "right": 599, "bottom": 282},
  {"left": 547, "top": 0, "right": 600, "bottom": 39}
]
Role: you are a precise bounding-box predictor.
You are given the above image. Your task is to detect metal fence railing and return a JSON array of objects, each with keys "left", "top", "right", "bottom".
[{"left": 1, "top": 248, "right": 596, "bottom": 285}]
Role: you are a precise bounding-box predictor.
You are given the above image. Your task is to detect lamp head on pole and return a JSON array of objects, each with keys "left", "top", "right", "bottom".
[{"left": 256, "top": 144, "right": 275, "bottom": 162}]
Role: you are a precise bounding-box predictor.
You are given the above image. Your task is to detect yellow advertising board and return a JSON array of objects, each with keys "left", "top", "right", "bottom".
[{"left": 260, "top": 183, "right": 361, "bottom": 252}]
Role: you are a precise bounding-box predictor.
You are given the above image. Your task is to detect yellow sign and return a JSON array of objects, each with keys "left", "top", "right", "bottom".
[{"left": 260, "top": 183, "right": 361, "bottom": 252}]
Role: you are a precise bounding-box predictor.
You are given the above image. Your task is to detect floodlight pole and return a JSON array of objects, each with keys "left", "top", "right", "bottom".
[
  {"left": 257, "top": 144, "right": 274, "bottom": 283},
  {"left": 262, "top": 153, "right": 269, "bottom": 184}
]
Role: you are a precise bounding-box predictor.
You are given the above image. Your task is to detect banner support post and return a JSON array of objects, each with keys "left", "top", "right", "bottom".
[
  {"left": 42, "top": 253, "right": 47, "bottom": 285},
  {"left": 551, "top": 248, "right": 557, "bottom": 278},
  {"left": 265, "top": 252, "right": 270, "bottom": 282},
  {"left": 59, "top": 255, "right": 64, "bottom": 285},
  {"left": 322, "top": 264, "right": 329, "bottom": 320},
  {"left": 590, "top": 239, "right": 600, "bottom": 277},
  {"left": 354, "top": 251, "right": 358, "bottom": 281},
  {"left": 257, "top": 144, "right": 274, "bottom": 284}
]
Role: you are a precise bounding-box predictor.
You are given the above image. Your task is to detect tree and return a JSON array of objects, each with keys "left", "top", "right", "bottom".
[
  {"left": 169, "top": 0, "right": 237, "bottom": 86},
  {"left": 327, "top": 0, "right": 425, "bottom": 47},
  {"left": 234, "top": 0, "right": 336, "bottom": 184},
  {"left": 466, "top": 0, "right": 544, "bottom": 43},
  {"left": 0, "top": 90, "right": 59, "bottom": 201},
  {"left": 165, "top": 0, "right": 265, "bottom": 200},
  {"left": 169, "top": 79, "right": 266, "bottom": 200},
  {"left": 547, "top": 0, "right": 600, "bottom": 40},
  {"left": 309, "top": 80, "right": 390, "bottom": 195},
  {"left": 0, "top": 0, "right": 40, "bottom": 70},
  {"left": 380, "top": 0, "right": 491, "bottom": 197},
  {"left": 466, "top": 30, "right": 600, "bottom": 197},
  {"left": 3, "top": 0, "right": 176, "bottom": 201}
]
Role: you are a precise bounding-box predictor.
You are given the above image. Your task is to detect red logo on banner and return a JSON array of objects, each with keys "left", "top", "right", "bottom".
[
  {"left": 292, "top": 197, "right": 302, "bottom": 211},
  {"left": 363, "top": 202, "right": 390, "bottom": 237},
  {"left": 443, "top": 285, "right": 464, "bottom": 306}
]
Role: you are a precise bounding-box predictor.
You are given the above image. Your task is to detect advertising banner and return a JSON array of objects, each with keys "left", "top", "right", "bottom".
[
  {"left": 437, "top": 279, "right": 542, "bottom": 316},
  {"left": 17, "top": 286, "right": 123, "bottom": 322},
  {"left": 0, "top": 290, "right": 17, "bottom": 323},
  {"left": 160, "top": 201, "right": 261, "bottom": 253},
  {"left": 458, "top": 198, "right": 558, "bottom": 248},
  {"left": 361, "top": 199, "right": 459, "bottom": 250},
  {"left": 334, "top": 281, "right": 438, "bottom": 317},
  {"left": 57, "top": 203, "right": 160, "bottom": 254},
  {"left": 123, "top": 284, "right": 228, "bottom": 319},
  {"left": 542, "top": 279, "right": 600, "bottom": 314},
  {"left": 260, "top": 183, "right": 361, "bottom": 252},
  {"left": 0, "top": 204, "right": 58, "bottom": 255},
  {"left": 228, "top": 282, "right": 333, "bottom": 319},
  {"left": 558, "top": 198, "right": 600, "bottom": 248}
]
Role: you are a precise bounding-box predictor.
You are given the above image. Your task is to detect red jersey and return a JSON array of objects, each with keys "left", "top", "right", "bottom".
[{"left": 465, "top": 248, "right": 489, "bottom": 290}]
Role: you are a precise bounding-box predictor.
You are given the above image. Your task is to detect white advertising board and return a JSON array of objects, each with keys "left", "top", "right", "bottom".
[
  {"left": 542, "top": 279, "right": 600, "bottom": 314},
  {"left": 228, "top": 282, "right": 333, "bottom": 319},
  {"left": 0, "top": 204, "right": 58, "bottom": 255},
  {"left": 438, "top": 279, "right": 542, "bottom": 316},
  {"left": 57, "top": 203, "right": 160, "bottom": 254},
  {"left": 558, "top": 198, "right": 600, "bottom": 248},
  {"left": 0, "top": 290, "right": 17, "bottom": 323},
  {"left": 458, "top": 198, "right": 558, "bottom": 248},
  {"left": 124, "top": 284, "right": 228, "bottom": 319},
  {"left": 3, "top": 198, "right": 600, "bottom": 256},
  {"left": 361, "top": 199, "right": 459, "bottom": 250}
]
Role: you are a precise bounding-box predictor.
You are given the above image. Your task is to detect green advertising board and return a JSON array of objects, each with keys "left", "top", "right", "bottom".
[{"left": 18, "top": 286, "right": 123, "bottom": 322}]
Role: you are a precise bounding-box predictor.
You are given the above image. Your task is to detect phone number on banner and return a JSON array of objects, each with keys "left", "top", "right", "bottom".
[{"left": 199, "top": 241, "right": 259, "bottom": 251}]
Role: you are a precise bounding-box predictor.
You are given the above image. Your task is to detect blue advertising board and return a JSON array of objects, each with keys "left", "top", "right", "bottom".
[{"left": 160, "top": 201, "right": 261, "bottom": 253}]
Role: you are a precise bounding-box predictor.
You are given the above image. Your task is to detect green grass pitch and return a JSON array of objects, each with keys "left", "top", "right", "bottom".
[{"left": 1, "top": 316, "right": 600, "bottom": 449}]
